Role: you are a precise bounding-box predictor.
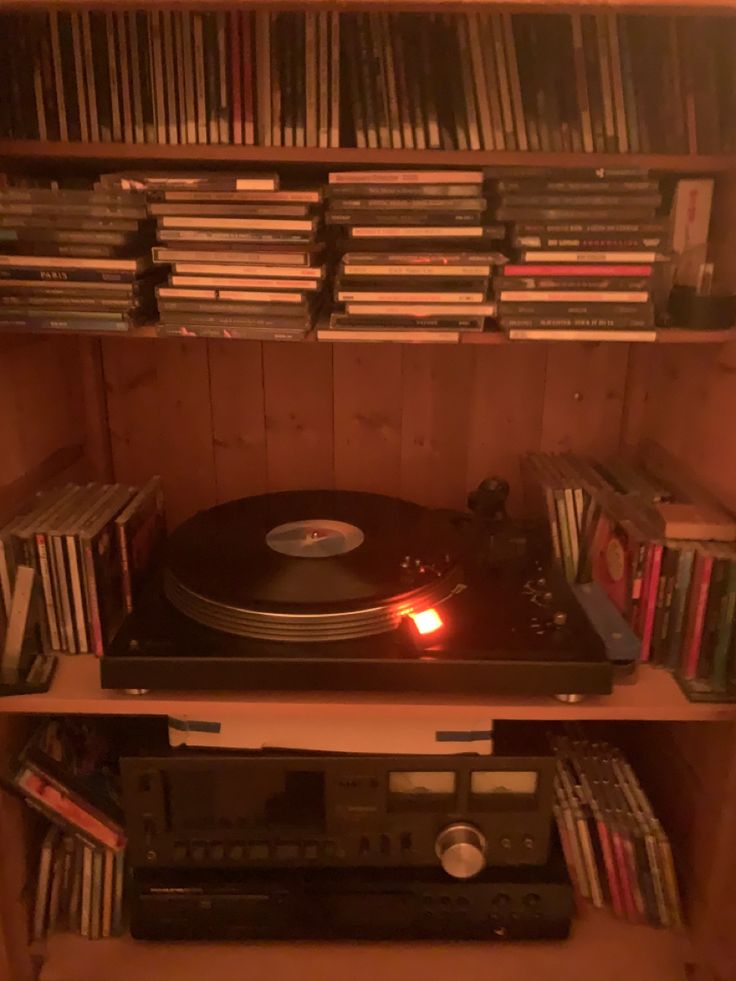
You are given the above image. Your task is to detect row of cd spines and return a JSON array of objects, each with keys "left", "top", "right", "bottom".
[{"left": 1, "top": 11, "right": 734, "bottom": 152}]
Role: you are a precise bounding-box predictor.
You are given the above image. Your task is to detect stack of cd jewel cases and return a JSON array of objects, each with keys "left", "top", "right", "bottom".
[
  {"left": 99, "top": 170, "right": 327, "bottom": 341},
  {"left": 490, "top": 170, "right": 672, "bottom": 342},
  {"left": 319, "top": 169, "right": 506, "bottom": 343},
  {"left": 0, "top": 185, "right": 160, "bottom": 334},
  {"left": 552, "top": 732, "right": 683, "bottom": 928}
]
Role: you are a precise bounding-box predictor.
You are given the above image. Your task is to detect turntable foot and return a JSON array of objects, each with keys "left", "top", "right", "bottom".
[
  {"left": 123, "top": 688, "right": 151, "bottom": 696},
  {"left": 554, "top": 693, "right": 586, "bottom": 704}
]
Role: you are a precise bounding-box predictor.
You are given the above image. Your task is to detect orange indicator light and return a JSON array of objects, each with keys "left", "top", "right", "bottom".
[{"left": 409, "top": 608, "right": 444, "bottom": 636}]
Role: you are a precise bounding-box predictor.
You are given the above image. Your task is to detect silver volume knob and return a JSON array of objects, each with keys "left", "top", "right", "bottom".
[{"left": 435, "top": 823, "right": 487, "bottom": 879}]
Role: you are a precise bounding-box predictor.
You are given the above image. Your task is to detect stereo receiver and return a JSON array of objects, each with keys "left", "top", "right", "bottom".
[{"left": 122, "top": 751, "right": 555, "bottom": 877}]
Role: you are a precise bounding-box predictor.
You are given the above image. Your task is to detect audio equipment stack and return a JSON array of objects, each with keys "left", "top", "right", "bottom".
[
  {"left": 122, "top": 736, "right": 574, "bottom": 941},
  {"left": 112, "top": 484, "right": 615, "bottom": 939}
]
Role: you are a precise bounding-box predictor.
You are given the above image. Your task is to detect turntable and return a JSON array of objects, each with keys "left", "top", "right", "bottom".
[{"left": 100, "top": 489, "right": 612, "bottom": 697}]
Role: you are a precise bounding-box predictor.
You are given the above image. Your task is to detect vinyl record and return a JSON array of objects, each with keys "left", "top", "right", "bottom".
[{"left": 164, "top": 490, "right": 462, "bottom": 640}]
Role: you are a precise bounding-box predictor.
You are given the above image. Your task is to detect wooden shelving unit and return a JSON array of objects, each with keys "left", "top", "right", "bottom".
[
  {"left": 2, "top": 2, "right": 736, "bottom": 980},
  {"left": 4, "top": 654, "right": 736, "bottom": 722},
  {"left": 0, "top": 326, "right": 733, "bottom": 344},
  {"left": 1, "top": 140, "right": 735, "bottom": 171},
  {"left": 38, "top": 908, "right": 691, "bottom": 981}
]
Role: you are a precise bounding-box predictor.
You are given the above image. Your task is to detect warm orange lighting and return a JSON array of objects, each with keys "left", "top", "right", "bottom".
[{"left": 409, "top": 608, "right": 444, "bottom": 635}]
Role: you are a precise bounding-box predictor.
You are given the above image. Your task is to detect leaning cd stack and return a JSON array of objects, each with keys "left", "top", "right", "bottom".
[
  {"left": 100, "top": 171, "right": 326, "bottom": 340},
  {"left": 552, "top": 733, "right": 683, "bottom": 928},
  {"left": 492, "top": 171, "right": 672, "bottom": 342},
  {"left": 33, "top": 828, "right": 126, "bottom": 942},
  {"left": 0, "top": 478, "right": 165, "bottom": 656},
  {"left": 319, "top": 170, "right": 506, "bottom": 343},
  {"left": 0, "top": 187, "right": 160, "bottom": 334}
]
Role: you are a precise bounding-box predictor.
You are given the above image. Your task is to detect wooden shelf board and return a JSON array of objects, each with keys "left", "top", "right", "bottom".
[
  {"left": 0, "top": 326, "right": 733, "bottom": 346},
  {"left": 0, "top": 325, "right": 158, "bottom": 340},
  {"left": 1, "top": 140, "right": 734, "bottom": 172},
  {"left": 654, "top": 327, "right": 736, "bottom": 344},
  {"left": 2, "top": 1, "right": 736, "bottom": 14},
  {"left": 2, "top": 654, "right": 736, "bottom": 721},
  {"left": 39, "top": 909, "right": 690, "bottom": 981}
]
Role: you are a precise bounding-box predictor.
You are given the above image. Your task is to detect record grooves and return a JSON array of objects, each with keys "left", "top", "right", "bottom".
[{"left": 164, "top": 490, "right": 463, "bottom": 642}]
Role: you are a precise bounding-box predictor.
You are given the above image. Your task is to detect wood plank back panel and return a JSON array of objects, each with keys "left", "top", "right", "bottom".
[
  {"left": 209, "top": 341, "right": 268, "bottom": 503},
  {"left": 154, "top": 340, "right": 217, "bottom": 528},
  {"left": 101, "top": 340, "right": 636, "bottom": 526},
  {"left": 467, "top": 345, "right": 547, "bottom": 516},
  {"left": 333, "top": 345, "right": 402, "bottom": 496},
  {"left": 102, "top": 337, "right": 161, "bottom": 489},
  {"left": 541, "top": 342, "right": 630, "bottom": 456},
  {"left": 262, "top": 342, "right": 335, "bottom": 491},
  {"left": 400, "top": 345, "right": 474, "bottom": 509},
  {"left": 103, "top": 337, "right": 218, "bottom": 528}
]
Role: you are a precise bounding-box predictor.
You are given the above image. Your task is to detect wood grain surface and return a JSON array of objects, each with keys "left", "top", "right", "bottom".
[{"left": 99, "top": 340, "right": 647, "bottom": 526}]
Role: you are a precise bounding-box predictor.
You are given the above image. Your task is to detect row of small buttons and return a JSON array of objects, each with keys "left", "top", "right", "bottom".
[
  {"left": 172, "top": 841, "right": 344, "bottom": 862},
  {"left": 358, "top": 832, "right": 412, "bottom": 855},
  {"left": 499, "top": 835, "right": 536, "bottom": 852}
]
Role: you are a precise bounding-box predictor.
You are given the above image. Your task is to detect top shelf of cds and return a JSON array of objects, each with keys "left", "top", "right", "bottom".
[{"left": 1, "top": 7, "right": 735, "bottom": 166}]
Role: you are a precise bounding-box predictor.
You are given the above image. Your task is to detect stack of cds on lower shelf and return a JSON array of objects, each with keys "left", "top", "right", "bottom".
[
  {"left": 491, "top": 170, "right": 672, "bottom": 342},
  {"left": 33, "top": 827, "right": 125, "bottom": 941},
  {"left": 16, "top": 719, "right": 127, "bottom": 941},
  {"left": 319, "top": 170, "right": 505, "bottom": 343},
  {"left": 553, "top": 732, "right": 683, "bottom": 928},
  {"left": 0, "top": 186, "right": 160, "bottom": 334},
  {"left": 100, "top": 170, "right": 327, "bottom": 340}
]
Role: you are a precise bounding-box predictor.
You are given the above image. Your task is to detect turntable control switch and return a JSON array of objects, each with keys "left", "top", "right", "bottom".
[{"left": 435, "top": 823, "right": 487, "bottom": 880}]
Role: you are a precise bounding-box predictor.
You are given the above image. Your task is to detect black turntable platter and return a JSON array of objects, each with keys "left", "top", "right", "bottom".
[
  {"left": 164, "top": 491, "right": 463, "bottom": 642},
  {"left": 167, "top": 490, "right": 459, "bottom": 609}
]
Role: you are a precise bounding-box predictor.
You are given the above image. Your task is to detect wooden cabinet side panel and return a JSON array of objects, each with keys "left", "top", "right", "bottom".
[
  {"left": 0, "top": 336, "right": 87, "bottom": 519},
  {"left": 622, "top": 722, "right": 736, "bottom": 981},
  {"left": 0, "top": 717, "right": 36, "bottom": 981},
  {"left": 637, "top": 341, "right": 736, "bottom": 513}
]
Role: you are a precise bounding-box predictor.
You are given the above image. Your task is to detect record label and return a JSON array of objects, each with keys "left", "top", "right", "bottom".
[{"left": 266, "top": 519, "right": 364, "bottom": 558}]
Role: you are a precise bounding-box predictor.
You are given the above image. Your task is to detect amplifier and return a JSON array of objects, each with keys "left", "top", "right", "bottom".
[
  {"left": 122, "top": 751, "right": 555, "bottom": 876},
  {"left": 130, "top": 841, "right": 573, "bottom": 942}
]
